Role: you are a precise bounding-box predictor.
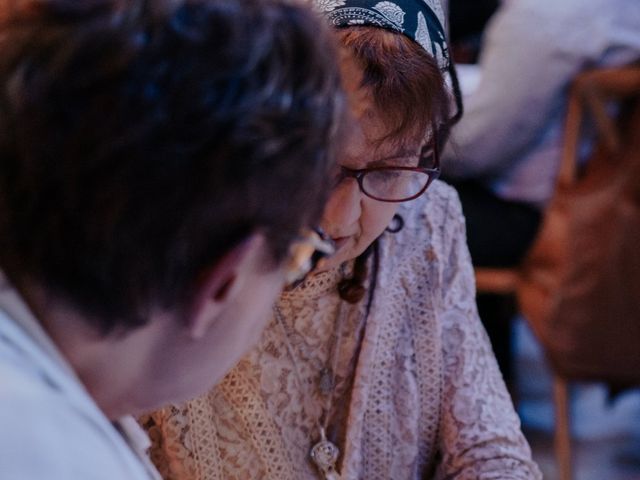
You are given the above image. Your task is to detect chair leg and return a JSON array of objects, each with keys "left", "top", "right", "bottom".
[{"left": 553, "top": 375, "right": 572, "bottom": 480}]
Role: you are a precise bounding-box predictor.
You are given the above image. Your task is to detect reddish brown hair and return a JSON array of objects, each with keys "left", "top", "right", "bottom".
[{"left": 337, "top": 26, "right": 452, "bottom": 148}]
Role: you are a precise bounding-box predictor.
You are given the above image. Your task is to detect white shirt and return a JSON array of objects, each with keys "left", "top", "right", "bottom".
[
  {"left": 443, "top": 0, "right": 640, "bottom": 208},
  {"left": 0, "top": 271, "right": 161, "bottom": 480}
]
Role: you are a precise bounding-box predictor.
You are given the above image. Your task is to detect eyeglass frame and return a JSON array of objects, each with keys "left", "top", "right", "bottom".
[
  {"left": 336, "top": 141, "right": 441, "bottom": 203},
  {"left": 284, "top": 142, "right": 440, "bottom": 285}
]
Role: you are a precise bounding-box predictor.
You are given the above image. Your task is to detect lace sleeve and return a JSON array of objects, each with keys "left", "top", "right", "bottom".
[{"left": 435, "top": 189, "right": 542, "bottom": 479}]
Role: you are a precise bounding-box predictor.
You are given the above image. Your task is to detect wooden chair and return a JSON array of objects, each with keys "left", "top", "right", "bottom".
[
  {"left": 475, "top": 271, "right": 573, "bottom": 480},
  {"left": 476, "top": 266, "right": 573, "bottom": 480},
  {"left": 475, "top": 64, "right": 640, "bottom": 480}
]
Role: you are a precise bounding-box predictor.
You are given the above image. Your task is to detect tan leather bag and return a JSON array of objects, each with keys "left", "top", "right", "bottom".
[{"left": 517, "top": 65, "right": 640, "bottom": 388}]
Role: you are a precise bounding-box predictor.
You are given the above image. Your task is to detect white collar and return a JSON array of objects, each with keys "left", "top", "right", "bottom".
[{"left": 0, "top": 270, "right": 160, "bottom": 479}]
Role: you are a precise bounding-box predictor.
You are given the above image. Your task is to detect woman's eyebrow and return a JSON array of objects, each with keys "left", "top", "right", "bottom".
[
  {"left": 340, "top": 146, "right": 419, "bottom": 169},
  {"left": 367, "top": 152, "right": 418, "bottom": 168}
]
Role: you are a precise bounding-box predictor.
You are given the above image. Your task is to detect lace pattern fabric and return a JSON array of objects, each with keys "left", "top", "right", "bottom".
[{"left": 141, "top": 181, "right": 541, "bottom": 480}]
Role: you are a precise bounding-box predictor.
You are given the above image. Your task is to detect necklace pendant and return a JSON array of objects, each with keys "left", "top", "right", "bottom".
[
  {"left": 319, "top": 368, "right": 334, "bottom": 396},
  {"left": 310, "top": 428, "right": 342, "bottom": 480}
]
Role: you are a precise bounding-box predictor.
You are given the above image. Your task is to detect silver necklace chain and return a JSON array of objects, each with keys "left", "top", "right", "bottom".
[{"left": 273, "top": 297, "right": 348, "bottom": 480}]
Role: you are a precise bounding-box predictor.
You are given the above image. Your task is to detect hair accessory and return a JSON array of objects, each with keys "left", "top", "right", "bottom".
[{"left": 316, "top": 0, "right": 449, "bottom": 71}]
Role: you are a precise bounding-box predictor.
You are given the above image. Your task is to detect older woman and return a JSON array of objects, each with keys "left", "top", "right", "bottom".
[{"left": 142, "top": 1, "right": 541, "bottom": 479}]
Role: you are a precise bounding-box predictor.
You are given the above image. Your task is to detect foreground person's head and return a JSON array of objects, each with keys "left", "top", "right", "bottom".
[
  {"left": 0, "top": 0, "right": 342, "bottom": 416},
  {"left": 314, "top": 0, "right": 460, "bottom": 271}
]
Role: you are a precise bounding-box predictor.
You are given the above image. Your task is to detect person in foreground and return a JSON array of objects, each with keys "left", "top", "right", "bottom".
[
  {"left": 0, "top": 0, "right": 342, "bottom": 478},
  {"left": 143, "top": 1, "right": 542, "bottom": 479}
]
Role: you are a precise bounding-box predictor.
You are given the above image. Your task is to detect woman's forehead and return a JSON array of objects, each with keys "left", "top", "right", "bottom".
[
  {"left": 342, "top": 102, "right": 424, "bottom": 157},
  {"left": 338, "top": 49, "right": 371, "bottom": 119},
  {"left": 339, "top": 49, "right": 427, "bottom": 155},
  {"left": 341, "top": 124, "right": 422, "bottom": 167}
]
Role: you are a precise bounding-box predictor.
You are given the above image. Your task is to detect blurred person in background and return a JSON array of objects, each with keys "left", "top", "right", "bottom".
[
  {"left": 141, "top": 1, "right": 541, "bottom": 479},
  {"left": 0, "top": 0, "right": 342, "bottom": 478},
  {"left": 448, "top": 0, "right": 499, "bottom": 63},
  {"left": 441, "top": 0, "right": 640, "bottom": 386}
]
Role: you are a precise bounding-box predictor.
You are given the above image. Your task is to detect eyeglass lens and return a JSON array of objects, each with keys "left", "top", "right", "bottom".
[{"left": 360, "top": 169, "right": 431, "bottom": 201}]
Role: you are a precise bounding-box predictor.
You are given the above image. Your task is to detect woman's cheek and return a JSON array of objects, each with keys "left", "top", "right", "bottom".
[{"left": 361, "top": 201, "right": 399, "bottom": 244}]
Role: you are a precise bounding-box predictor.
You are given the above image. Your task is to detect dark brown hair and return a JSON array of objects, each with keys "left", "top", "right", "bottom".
[{"left": 0, "top": 0, "right": 343, "bottom": 333}]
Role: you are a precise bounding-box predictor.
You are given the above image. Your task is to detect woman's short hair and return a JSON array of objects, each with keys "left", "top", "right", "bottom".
[
  {"left": 337, "top": 27, "right": 452, "bottom": 148},
  {"left": 0, "top": 0, "right": 343, "bottom": 333}
]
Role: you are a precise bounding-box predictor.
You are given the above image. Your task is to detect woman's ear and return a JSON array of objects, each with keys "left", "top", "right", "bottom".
[{"left": 187, "top": 233, "right": 264, "bottom": 340}]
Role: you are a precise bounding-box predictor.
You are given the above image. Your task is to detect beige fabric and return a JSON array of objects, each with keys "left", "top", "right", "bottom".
[{"left": 142, "top": 181, "right": 541, "bottom": 480}]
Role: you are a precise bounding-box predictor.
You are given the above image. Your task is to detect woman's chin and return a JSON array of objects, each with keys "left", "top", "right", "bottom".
[
  {"left": 313, "top": 255, "right": 345, "bottom": 273},
  {"left": 314, "top": 247, "right": 360, "bottom": 273}
]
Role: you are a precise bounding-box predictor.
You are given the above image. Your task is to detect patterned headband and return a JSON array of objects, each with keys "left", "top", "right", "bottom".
[{"left": 316, "top": 0, "right": 450, "bottom": 71}]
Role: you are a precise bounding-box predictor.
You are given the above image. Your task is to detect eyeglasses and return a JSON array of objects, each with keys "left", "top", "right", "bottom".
[
  {"left": 284, "top": 227, "right": 335, "bottom": 286},
  {"left": 335, "top": 143, "right": 440, "bottom": 203}
]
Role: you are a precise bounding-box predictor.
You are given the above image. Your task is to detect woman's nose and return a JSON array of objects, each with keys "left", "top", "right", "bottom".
[{"left": 322, "top": 177, "right": 362, "bottom": 231}]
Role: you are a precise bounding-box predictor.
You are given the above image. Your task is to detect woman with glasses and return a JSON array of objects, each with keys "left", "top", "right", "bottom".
[{"left": 142, "top": 1, "right": 540, "bottom": 478}]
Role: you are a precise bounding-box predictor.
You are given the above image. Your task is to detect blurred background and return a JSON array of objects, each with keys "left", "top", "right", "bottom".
[
  {"left": 516, "top": 317, "right": 640, "bottom": 479},
  {"left": 446, "top": 1, "right": 640, "bottom": 479}
]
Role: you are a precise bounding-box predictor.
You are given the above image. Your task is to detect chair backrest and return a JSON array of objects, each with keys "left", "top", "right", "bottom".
[{"left": 517, "top": 64, "right": 640, "bottom": 389}]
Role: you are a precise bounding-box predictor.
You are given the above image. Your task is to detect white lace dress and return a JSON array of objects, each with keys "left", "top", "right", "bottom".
[{"left": 141, "top": 181, "right": 541, "bottom": 479}]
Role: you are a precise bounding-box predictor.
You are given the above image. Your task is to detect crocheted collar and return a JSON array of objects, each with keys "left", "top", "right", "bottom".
[{"left": 281, "top": 261, "right": 353, "bottom": 301}]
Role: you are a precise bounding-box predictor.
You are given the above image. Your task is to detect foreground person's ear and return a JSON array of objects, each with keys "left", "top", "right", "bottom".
[{"left": 187, "top": 233, "right": 265, "bottom": 340}]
